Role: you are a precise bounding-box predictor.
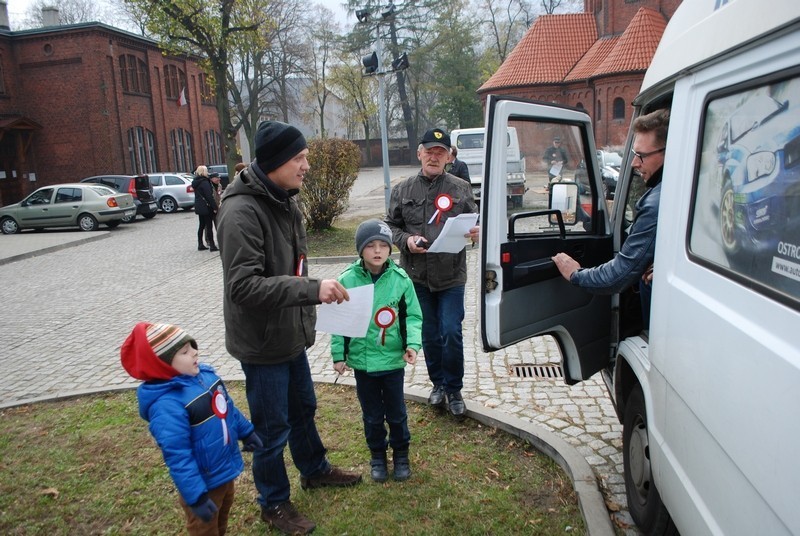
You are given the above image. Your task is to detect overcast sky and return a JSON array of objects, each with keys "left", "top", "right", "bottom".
[{"left": 5, "top": 0, "right": 354, "bottom": 30}]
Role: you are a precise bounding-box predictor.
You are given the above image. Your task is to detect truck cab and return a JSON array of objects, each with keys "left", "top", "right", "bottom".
[
  {"left": 479, "top": 1, "right": 800, "bottom": 534},
  {"left": 451, "top": 126, "right": 526, "bottom": 207}
]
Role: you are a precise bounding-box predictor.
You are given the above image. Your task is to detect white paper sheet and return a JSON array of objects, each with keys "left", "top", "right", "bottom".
[
  {"left": 426, "top": 213, "right": 479, "bottom": 254},
  {"left": 315, "top": 284, "right": 374, "bottom": 337}
]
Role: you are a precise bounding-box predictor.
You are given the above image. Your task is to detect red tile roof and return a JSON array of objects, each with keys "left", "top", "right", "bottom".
[
  {"left": 565, "top": 36, "right": 620, "bottom": 81},
  {"left": 480, "top": 13, "right": 597, "bottom": 92},
  {"left": 595, "top": 8, "right": 668, "bottom": 75},
  {"left": 480, "top": 7, "right": 668, "bottom": 92}
]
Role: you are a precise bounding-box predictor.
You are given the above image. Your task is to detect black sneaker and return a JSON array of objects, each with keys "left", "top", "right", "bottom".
[
  {"left": 446, "top": 391, "right": 466, "bottom": 417},
  {"left": 428, "top": 385, "right": 446, "bottom": 406},
  {"left": 261, "top": 501, "right": 316, "bottom": 535},
  {"left": 299, "top": 465, "right": 362, "bottom": 490}
]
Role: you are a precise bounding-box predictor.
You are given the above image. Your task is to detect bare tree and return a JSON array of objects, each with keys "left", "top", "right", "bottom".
[
  {"left": 19, "top": 0, "right": 103, "bottom": 28},
  {"left": 304, "top": 7, "right": 342, "bottom": 138},
  {"left": 480, "top": 0, "right": 532, "bottom": 63}
]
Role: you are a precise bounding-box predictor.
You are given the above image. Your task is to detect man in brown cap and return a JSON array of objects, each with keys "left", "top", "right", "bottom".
[{"left": 385, "top": 127, "right": 479, "bottom": 418}]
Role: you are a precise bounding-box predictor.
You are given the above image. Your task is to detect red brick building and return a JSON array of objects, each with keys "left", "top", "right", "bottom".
[
  {"left": 478, "top": 0, "right": 681, "bottom": 150},
  {"left": 0, "top": 13, "right": 223, "bottom": 205}
]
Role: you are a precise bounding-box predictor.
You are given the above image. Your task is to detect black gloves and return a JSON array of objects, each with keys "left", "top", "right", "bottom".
[{"left": 242, "top": 431, "right": 263, "bottom": 452}]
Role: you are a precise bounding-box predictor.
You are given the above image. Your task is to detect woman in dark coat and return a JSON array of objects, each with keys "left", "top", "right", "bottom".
[{"left": 192, "top": 165, "right": 218, "bottom": 251}]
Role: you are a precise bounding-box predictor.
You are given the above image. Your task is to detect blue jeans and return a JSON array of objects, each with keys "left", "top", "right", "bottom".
[
  {"left": 414, "top": 283, "right": 465, "bottom": 394},
  {"left": 241, "top": 352, "right": 329, "bottom": 509},
  {"left": 353, "top": 369, "right": 410, "bottom": 453}
]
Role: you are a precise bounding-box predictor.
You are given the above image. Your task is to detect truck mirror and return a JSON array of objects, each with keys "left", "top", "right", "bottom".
[{"left": 549, "top": 182, "right": 579, "bottom": 226}]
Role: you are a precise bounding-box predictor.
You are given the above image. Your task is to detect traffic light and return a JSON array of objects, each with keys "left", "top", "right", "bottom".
[
  {"left": 391, "top": 53, "right": 409, "bottom": 71},
  {"left": 362, "top": 51, "right": 379, "bottom": 75}
]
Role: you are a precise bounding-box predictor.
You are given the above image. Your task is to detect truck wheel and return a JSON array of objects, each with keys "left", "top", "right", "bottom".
[{"left": 623, "top": 385, "right": 676, "bottom": 535}]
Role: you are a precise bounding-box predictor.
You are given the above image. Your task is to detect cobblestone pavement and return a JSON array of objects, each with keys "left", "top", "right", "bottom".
[{"left": 0, "top": 210, "right": 638, "bottom": 534}]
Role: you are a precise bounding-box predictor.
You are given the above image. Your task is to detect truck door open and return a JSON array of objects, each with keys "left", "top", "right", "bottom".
[{"left": 479, "top": 95, "right": 615, "bottom": 383}]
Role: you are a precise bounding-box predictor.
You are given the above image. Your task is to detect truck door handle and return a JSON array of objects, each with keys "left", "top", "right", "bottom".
[{"left": 513, "top": 258, "right": 555, "bottom": 280}]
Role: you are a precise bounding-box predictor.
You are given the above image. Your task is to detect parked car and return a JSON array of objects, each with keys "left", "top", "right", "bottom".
[
  {"left": 148, "top": 172, "right": 195, "bottom": 213},
  {"left": 206, "top": 164, "right": 230, "bottom": 190},
  {"left": 596, "top": 150, "right": 622, "bottom": 199},
  {"left": 0, "top": 183, "right": 136, "bottom": 234},
  {"left": 80, "top": 175, "right": 157, "bottom": 222}
]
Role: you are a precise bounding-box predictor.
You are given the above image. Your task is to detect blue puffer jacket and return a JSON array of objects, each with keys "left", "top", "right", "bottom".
[
  {"left": 137, "top": 364, "right": 254, "bottom": 505},
  {"left": 571, "top": 170, "right": 662, "bottom": 294}
]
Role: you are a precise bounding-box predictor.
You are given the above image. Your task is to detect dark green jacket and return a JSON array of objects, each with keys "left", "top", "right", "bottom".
[
  {"left": 385, "top": 171, "right": 478, "bottom": 291},
  {"left": 216, "top": 163, "right": 320, "bottom": 364}
]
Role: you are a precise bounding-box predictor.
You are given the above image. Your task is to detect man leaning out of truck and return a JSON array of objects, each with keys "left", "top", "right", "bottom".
[{"left": 552, "top": 108, "right": 670, "bottom": 329}]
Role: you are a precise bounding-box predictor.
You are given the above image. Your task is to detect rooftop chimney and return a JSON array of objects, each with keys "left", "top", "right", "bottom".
[
  {"left": 0, "top": 1, "right": 10, "bottom": 31},
  {"left": 42, "top": 6, "right": 60, "bottom": 27}
]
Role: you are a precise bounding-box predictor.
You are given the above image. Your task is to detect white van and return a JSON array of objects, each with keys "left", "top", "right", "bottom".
[
  {"left": 479, "top": 1, "right": 800, "bottom": 535},
  {"left": 451, "top": 127, "right": 526, "bottom": 206}
]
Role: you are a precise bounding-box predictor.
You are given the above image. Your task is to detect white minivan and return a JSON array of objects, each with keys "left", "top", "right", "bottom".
[{"left": 479, "top": 1, "right": 800, "bottom": 534}]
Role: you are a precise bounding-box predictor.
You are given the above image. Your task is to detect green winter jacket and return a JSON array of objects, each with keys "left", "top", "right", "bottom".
[
  {"left": 331, "top": 259, "right": 423, "bottom": 373},
  {"left": 216, "top": 163, "right": 321, "bottom": 364}
]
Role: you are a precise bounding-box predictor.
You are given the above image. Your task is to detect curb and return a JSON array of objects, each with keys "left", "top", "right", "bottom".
[
  {"left": 2, "top": 377, "right": 615, "bottom": 536},
  {"left": 0, "top": 232, "right": 111, "bottom": 266}
]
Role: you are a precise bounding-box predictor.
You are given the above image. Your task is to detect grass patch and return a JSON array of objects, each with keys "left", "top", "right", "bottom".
[
  {"left": 0, "top": 383, "right": 585, "bottom": 535},
  {"left": 307, "top": 220, "right": 360, "bottom": 258}
]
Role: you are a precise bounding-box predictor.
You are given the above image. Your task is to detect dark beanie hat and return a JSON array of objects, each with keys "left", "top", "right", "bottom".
[
  {"left": 355, "top": 219, "right": 393, "bottom": 256},
  {"left": 255, "top": 121, "right": 308, "bottom": 173}
]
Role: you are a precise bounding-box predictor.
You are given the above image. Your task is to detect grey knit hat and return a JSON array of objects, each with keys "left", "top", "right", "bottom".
[
  {"left": 355, "top": 219, "right": 393, "bottom": 256},
  {"left": 255, "top": 121, "right": 308, "bottom": 173}
]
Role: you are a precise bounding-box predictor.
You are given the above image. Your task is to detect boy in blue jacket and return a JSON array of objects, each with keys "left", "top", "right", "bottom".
[
  {"left": 331, "top": 220, "right": 423, "bottom": 482},
  {"left": 121, "top": 322, "right": 262, "bottom": 534}
]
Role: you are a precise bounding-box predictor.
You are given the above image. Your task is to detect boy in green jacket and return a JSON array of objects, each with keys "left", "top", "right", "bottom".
[{"left": 332, "top": 219, "right": 423, "bottom": 482}]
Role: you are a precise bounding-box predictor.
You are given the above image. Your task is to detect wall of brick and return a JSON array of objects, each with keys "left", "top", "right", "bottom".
[{"left": 0, "top": 24, "right": 220, "bottom": 201}]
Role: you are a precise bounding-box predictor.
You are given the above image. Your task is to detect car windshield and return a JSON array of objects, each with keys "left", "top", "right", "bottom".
[{"left": 598, "top": 151, "right": 622, "bottom": 167}]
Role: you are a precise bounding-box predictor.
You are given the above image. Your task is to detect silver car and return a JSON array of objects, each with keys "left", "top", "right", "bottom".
[
  {"left": 0, "top": 183, "right": 136, "bottom": 234},
  {"left": 148, "top": 172, "right": 195, "bottom": 213}
]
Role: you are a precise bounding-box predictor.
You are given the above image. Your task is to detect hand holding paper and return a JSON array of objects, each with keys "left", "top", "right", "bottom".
[
  {"left": 315, "top": 284, "right": 374, "bottom": 337},
  {"left": 425, "top": 213, "right": 479, "bottom": 253}
]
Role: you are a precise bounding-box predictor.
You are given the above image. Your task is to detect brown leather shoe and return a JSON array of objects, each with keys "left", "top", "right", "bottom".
[
  {"left": 261, "top": 501, "right": 316, "bottom": 535},
  {"left": 299, "top": 465, "right": 363, "bottom": 490}
]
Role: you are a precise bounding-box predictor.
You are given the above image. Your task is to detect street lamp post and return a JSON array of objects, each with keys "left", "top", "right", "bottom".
[{"left": 358, "top": 4, "right": 407, "bottom": 213}]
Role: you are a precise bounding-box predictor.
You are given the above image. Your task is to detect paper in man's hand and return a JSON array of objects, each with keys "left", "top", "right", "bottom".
[
  {"left": 426, "top": 213, "right": 479, "bottom": 253},
  {"left": 315, "top": 284, "right": 374, "bottom": 337}
]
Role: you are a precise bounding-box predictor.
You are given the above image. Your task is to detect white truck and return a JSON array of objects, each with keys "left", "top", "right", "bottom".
[
  {"left": 450, "top": 127, "right": 526, "bottom": 207},
  {"left": 479, "top": 1, "right": 800, "bottom": 534}
]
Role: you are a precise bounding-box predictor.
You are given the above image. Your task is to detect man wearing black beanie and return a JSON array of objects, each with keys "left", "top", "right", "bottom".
[{"left": 216, "top": 120, "right": 361, "bottom": 535}]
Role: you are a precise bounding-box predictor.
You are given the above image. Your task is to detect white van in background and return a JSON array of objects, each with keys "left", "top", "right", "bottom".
[
  {"left": 479, "top": 1, "right": 800, "bottom": 534},
  {"left": 451, "top": 127, "right": 526, "bottom": 207}
]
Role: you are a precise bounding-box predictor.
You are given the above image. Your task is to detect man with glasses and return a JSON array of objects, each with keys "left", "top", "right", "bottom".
[{"left": 552, "top": 108, "right": 670, "bottom": 329}]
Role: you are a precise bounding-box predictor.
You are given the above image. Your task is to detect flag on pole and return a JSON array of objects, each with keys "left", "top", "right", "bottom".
[{"left": 177, "top": 87, "right": 188, "bottom": 107}]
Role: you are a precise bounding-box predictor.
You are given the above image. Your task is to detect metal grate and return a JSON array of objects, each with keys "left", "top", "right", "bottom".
[{"left": 508, "top": 363, "right": 563, "bottom": 380}]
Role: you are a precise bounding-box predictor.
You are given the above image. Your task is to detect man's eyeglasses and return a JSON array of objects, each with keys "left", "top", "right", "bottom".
[{"left": 631, "top": 147, "right": 665, "bottom": 163}]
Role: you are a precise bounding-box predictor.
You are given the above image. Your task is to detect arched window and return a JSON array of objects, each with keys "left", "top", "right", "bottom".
[
  {"left": 613, "top": 97, "right": 626, "bottom": 120},
  {"left": 205, "top": 130, "right": 224, "bottom": 164},
  {"left": 597, "top": 100, "right": 602, "bottom": 120},
  {"left": 164, "top": 65, "right": 187, "bottom": 100},
  {"left": 576, "top": 102, "right": 584, "bottom": 110},
  {"left": 119, "top": 55, "right": 150, "bottom": 94},
  {"left": 127, "top": 127, "right": 158, "bottom": 173},
  {"left": 170, "top": 128, "right": 195, "bottom": 172}
]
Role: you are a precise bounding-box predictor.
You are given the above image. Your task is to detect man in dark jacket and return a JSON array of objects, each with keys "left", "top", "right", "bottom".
[
  {"left": 446, "top": 146, "right": 470, "bottom": 183},
  {"left": 216, "top": 121, "right": 361, "bottom": 535},
  {"left": 552, "top": 108, "right": 670, "bottom": 329},
  {"left": 385, "top": 128, "right": 479, "bottom": 418}
]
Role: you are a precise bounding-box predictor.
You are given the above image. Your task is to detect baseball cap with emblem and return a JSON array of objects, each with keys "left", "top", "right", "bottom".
[{"left": 420, "top": 128, "right": 451, "bottom": 150}]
